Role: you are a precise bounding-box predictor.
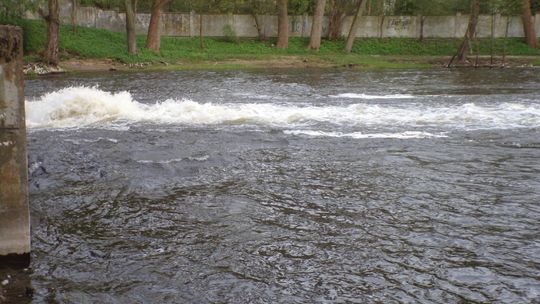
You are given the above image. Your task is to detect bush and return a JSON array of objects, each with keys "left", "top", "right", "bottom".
[{"left": 222, "top": 24, "right": 238, "bottom": 44}]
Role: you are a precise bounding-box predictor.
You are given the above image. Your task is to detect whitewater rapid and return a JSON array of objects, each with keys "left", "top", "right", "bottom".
[{"left": 25, "top": 86, "right": 540, "bottom": 135}]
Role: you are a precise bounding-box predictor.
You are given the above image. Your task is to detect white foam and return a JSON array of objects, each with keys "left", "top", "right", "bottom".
[
  {"left": 233, "top": 92, "right": 276, "bottom": 100},
  {"left": 136, "top": 158, "right": 184, "bottom": 164},
  {"left": 63, "top": 137, "right": 118, "bottom": 145},
  {"left": 284, "top": 130, "right": 447, "bottom": 139},
  {"left": 330, "top": 93, "right": 415, "bottom": 99},
  {"left": 26, "top": 86, "right": 540, "bottom": 130},
  {"left": 188, "top": 155, "right": 210, "bottom": 161},
  {"left": 136, "top": 155, "right": 209, "bottom": 164},
  {"left": 28, "top": 161, "right": 42, "bottom": 175}
]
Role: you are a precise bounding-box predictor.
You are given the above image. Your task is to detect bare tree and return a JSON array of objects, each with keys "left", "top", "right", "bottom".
[
  {"left": 276, "top": 0, "right": 288, "bottom": 48},
  {"left": 344, "top": 0, "right": 367, "bottom": 53},
  {"left": 308, "top": 0, "right": 326, "bottom": 50},
  {"left": 125, "top": 0, "right": 138, "bottom": 54},
  {"left": 522, "top": 0, "right": 538, "bottom": 48},
  {"left": 146, "top": 0, "right": 170, "bottom": 52},
  {"left": 457, "top": 0, "right": 481, "bottom": 63},
  {"left": 248, "top": 0, "right": 274, "bottom": 41}
]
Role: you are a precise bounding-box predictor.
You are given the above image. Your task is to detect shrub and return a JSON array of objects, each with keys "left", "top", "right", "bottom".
[{"left": 222, "top": 24, "right": 238, "bottom": 43}]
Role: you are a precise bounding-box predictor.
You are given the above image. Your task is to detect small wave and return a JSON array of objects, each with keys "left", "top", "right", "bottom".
[
  {"left": 136, "top": 155, "right": 209, "bottom": 164},
  {"left": 64, "top": 137, "right": 118, "bottom": 144},
  {"left": 284, "top": 130, "right": 447, "bottom": 139},
  {"left": 26, "top": 86, "right": 540, "bottom": 130},
  {"left": 188, "top": 155, "right": 210, "bottom": 161},
  {"left": 136, "top": 158, "right": 184, "bottom": 164},
  {"left": 233, "top": 92, "right": 275, "bottom": 100},
  {"left": 330, "top": 93, "right": 415, "bottom": 99}
]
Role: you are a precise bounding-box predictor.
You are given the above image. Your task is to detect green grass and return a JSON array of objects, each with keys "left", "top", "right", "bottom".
[{"left": 2, "top": 17, "right": 540, "bottom": 69}]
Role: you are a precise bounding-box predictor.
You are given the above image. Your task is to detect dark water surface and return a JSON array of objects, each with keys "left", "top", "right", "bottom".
[{"left": 7, "top": 69, "right": 540, "bottom": 303}]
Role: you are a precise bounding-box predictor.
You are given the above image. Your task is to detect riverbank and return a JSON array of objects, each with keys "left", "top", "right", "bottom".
[
  {"left": 3, "top": 18, "right": 540, "bottom": 72},
  {"left": 54, "top": 55, "right": 539, "bottom": 73}
]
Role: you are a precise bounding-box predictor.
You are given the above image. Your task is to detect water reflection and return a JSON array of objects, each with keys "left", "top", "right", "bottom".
[{"left": 0, "top": 256, "right": 32, "bottom": 304}]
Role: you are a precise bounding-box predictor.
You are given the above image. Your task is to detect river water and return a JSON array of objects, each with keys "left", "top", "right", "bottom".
[{"left": 14, "top": 69, "right": 540, "bottom": 303}]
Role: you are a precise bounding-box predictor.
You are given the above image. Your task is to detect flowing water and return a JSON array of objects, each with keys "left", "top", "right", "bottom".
[{"left": 9, "top": 69, "right": 540, "bottom": 303}]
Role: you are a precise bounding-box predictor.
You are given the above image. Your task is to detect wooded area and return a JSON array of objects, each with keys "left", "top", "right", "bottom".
[{"left": 1, "top": 0, "right": 539, "bottom": 65}]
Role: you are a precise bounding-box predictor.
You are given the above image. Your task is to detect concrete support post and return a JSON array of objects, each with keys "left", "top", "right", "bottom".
[{"left": 0, "top": 25, "right": 30, "bottom": 259}]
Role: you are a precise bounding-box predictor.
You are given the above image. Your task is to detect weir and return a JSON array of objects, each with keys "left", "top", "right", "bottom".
[{"left": 0, "top": 25, "right": 30, "bottom": 262}]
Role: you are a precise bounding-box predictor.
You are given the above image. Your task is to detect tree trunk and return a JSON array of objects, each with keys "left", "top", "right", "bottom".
[
  {"left": 252, "top": 14, "right": 266, "bottom": 41},
  {"left": 378, "top": 15, "right": 385, "bottom": 38},
  {"left": 344, "top": 0, "right": 367, "bottom": 53},
  {"left": 419, "top": 15, "right": 425, "bottom": 42},
  {"left": 490, "top": 13, "right": 495, "bottom": 66},
  {"left": 45, "top": 0, "right": 60, "bottom": 65},
  {"left": 457, "top": 0, "right": 480, "bottom": 63},
  {"left": 199, "top": 13, "right": 204, "bottom": 49},
  {"left": 308, "top": 0, "right": 326, "bottom": 50},
  {"left": 502, "top": 15, "right": 510, "bottom": 66},
  {"left": 327, "top": 0, "right": 345, "bottom": 40},
  {"left": 125, "top": 0, "right": 137, "bottom": 54},
  {"left": 71, "top": 0, "right": 78, "bottom": 33},
  {"left": 276, "top": 0, "right": 288, "bottom": 49},
  {"left": 146, "top": 0, "right": 169, "bottom": 52},
  {"left": 522, "top": 0, "right": 538, "bottom": 48}
]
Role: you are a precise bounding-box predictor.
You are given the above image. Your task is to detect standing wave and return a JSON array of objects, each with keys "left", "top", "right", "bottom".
[{"left": 26, "top": 86, "right": 540, "bottom": 130}]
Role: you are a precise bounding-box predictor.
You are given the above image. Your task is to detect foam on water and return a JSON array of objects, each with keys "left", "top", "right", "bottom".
[
  {"left": 63, "top": 137, "right": 119, "bottom": 145},
  {"left": 330, "top": 93, "right": 415, "bottom": 99},
  {"left": 136, "top": 154, "right": 210, "bottom": 164},
  {"left": 284, "top": 130, "right": 447, "bottom": 139},
  {"left": 26, "top": 86, "right": 540, "bottom": 130}
]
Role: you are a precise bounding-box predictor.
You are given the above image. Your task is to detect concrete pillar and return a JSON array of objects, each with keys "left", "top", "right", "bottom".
[{"left": 0, "top": 26, "right": 30, "bottom": 259}]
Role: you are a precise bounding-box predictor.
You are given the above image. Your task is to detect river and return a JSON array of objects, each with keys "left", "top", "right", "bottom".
[{"left": 14, "top": 69, "right": 540, "bottom": 303}]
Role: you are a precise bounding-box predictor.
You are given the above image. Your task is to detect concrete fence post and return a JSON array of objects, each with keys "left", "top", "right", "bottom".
[
  {"left": 189, "top": 10, "right": 195, "bottom": 37},
  {"left": 228, "top": 12, "right": 234, "bottom": 25},
  {"left": 454, "top": 12, "right": 461, "bottom": 38},
  {"left": 533, "top": 13, "right": 540, "bottom": 37},
  {"left": 0, "top": 25, "right": 30, "bottom": 260},
  {"left": 302, "top": 13, "right": 308, "bottom": 38}
]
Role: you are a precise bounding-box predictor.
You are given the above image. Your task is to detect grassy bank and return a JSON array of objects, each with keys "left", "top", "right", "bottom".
[{"left": 2, "top": 18, "right": 540, "bottom": 69}]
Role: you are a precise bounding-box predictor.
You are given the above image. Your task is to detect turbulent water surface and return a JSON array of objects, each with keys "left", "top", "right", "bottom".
[{"left": 16, "top": 69, "right": 540, "bottom": 302}]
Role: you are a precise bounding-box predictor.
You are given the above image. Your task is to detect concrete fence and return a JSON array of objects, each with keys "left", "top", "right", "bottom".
[{"left": 26, "top": 2, "right": 540, "bottom": 39}]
